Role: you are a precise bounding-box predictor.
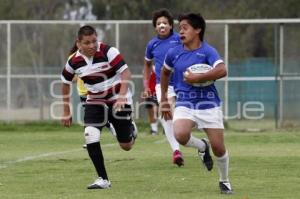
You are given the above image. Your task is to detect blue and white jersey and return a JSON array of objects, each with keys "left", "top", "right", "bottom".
[
  {"left": 145, "top": 32, "right": 181, "bottom": 85},
  {"left": 164, "top": 42, "right": 224, "bottom": 110}
]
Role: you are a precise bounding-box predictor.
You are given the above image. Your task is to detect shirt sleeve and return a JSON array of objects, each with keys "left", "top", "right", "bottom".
[
  {"left": 207, "top": 47, "right": 224, "bottom": 68},
  {"left": 145, "top": 41, "right": 153, "bottom": 61},
  {"left": 61, "top": 60, "right": 75, "bottom": 84},
  {"left": 163, "top": 48, "right": 174, "bottom": 72},
  {"left": 107, "top": 47, "right": 128, "bottom": 73}
]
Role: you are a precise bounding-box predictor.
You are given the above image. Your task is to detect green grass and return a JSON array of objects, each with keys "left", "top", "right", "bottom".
[{"left": 0, "top": 122, "right": 300, "bottom": 199}]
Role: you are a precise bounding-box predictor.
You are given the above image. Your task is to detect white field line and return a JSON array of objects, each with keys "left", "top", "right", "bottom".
[
  {"left": 0, "top": 143, "right": 116, "bottom": 170},
  {"left": 0, "top": 139, "right": 166, "bottom": 170}
]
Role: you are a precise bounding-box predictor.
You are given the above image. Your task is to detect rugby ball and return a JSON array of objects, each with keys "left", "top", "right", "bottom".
[{"left": 184, "top": 64, "right": 214, "bottom": 87}]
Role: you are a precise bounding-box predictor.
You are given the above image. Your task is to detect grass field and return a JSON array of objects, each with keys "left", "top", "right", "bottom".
[{"left": 0, "top": 121, "right": 300, "bottom": 199}]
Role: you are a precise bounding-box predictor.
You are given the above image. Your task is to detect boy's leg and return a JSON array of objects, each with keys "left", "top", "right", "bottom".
[
  {"left": 84, "top": 104, "right": 110, "bottom": 189},
  {"left": 173, "top": 106, "right": 213, "bottom": 170},
  {"left": 109, "top": 104, "right": 137, "bottom": 151},
  {"left": 205, "top": 129, "right": 232, "bottom": 194},
  {"left": 156, "top": 85, "right": 184, "bottom": 166}
]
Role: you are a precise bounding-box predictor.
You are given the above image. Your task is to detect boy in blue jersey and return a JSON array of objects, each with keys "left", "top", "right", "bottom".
[
  {"left": 160, "top": 13, "right": 233, "bottom": 194},
  {"left": 143, "top": 8, "right": 184, "bottom": 167}
]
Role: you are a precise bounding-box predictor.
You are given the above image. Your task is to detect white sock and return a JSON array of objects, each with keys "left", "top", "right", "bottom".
[
  {"left": 160, "top": 119, "right": 180, "bottom": 152},
  {"left": 216, "top": 151, "right": 229, "bottom": 182},
  {"left": 184, "top": 135, "right": 206, "bottom": 151},
  {"left": 150, "top": 122, "right": 158, "bottom": 132}
]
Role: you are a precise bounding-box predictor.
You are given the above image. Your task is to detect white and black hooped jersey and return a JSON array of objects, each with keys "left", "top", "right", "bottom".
[{"left": 61, "top": 42, "right": 132, "bottom": 105}]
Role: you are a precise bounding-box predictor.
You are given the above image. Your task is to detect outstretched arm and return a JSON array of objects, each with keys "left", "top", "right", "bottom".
[
  {"left": 160, "top": 66, "right": 172, "bottom": 120},
  {"left": 61, "top": 83, "right": 72, "bottom": 127},
  {"left": 143, "top": 60, "right": 153, "bottom": 97}
]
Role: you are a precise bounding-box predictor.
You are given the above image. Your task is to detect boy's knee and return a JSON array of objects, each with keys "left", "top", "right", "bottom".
[
  {"left": 119, "top": 143, "right": 133, "bottom": 151},
  {"left": 174, "top": 132, "right": 189, "bottom": 145},
  {"left": 211, "top": 145, "right": 226, "bottom": 157}
]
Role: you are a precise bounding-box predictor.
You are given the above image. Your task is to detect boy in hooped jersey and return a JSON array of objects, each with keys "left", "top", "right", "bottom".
[
  {"left": 61, "top": 25, "right": 137, "bottom": 189},
  {"left": 143, "top": 8, "right": 184, "bottom": 166},
  {"left": 160, "top": 13, "right": 233, "bottom": 194}
]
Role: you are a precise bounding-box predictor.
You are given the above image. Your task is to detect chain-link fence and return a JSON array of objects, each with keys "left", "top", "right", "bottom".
[{"left": 0, "top": 20, "right": 299, "bottom": 129}]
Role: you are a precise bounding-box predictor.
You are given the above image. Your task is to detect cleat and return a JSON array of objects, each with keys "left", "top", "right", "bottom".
[
  {"left": 198, "top": 138, "right": 213, "bottom": 171},
  {"left": 219, "top": 181, "right": 233, "bottom": 194},
  {"left": 106, "top": 123, "right": 116, "bottom": 137},
  {"left": 173, "top": 150, "right": 184, "bottom": 167},
  {"left": 131, "top": 121, "right": 138, "bottom": 140},
  {"left": 87, "top": 177, "right": 111, "bottom": 189}
]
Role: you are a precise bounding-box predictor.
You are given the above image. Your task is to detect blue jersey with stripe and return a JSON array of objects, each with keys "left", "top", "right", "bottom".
[
  {"left": 164, "top": 42, "right": 224, "bottom": 110},
  {"left": 145, "top": 32, "right": 181, "bottom": 85}
]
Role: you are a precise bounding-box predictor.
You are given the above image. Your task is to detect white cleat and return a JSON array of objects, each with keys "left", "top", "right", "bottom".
[
  {"left": 132, "top": 121, "right": 138, "bottom": 140},
  {"left": 107, "top": 123, "right": 117, "bottom": 137},
  {"left": 87, "top": 177, "right": 111, "bottom": 189}
]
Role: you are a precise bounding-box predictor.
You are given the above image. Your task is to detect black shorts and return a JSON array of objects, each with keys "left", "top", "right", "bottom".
[
  {"left": 80, "top": 96, "right": 87, "bottom": 103},
  {"left": 144, "top": 96, "right": 158, "bottom": 109},
  {"left": 84, "top": 103, "right": 134, "bottom": 143},
  {"left": 80, "top": 96, "right": 87, "bottom": 107}
]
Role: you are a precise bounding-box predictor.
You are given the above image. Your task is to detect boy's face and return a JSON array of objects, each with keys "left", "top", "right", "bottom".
[
  {"left": 179, "top": 19, "right": 201, "bottom": 45},
  {"left": 77, "top": 33, "right": 98, "bottom": 58},
  {"left": 155, "top": 16, "right": 172, "bottom": 38}
]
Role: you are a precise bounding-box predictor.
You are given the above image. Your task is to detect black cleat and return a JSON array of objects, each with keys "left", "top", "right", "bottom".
[
  {"left": 198, "top": 138, "right": 213, "bottom": 171},
  {"left": 219, "top": 181, "right": 233, "bottom": 194},
  {"left": 150, "top": 130, "right": 158, "bottom": 135}
]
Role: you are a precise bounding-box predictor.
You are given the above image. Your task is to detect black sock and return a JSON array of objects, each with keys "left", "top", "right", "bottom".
[{"left": 86, "top": 142, "right": 108, "bottom": 180}]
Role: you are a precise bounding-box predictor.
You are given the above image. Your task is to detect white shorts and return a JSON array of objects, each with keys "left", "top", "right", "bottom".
[
  {"left": 155, "top": 84, "right": 176, "bottom": 103},
  {"left": 173, "top": 106, "right": 224, "bottom": 129}
]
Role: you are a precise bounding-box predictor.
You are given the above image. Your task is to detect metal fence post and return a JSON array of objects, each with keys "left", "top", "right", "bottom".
[
  {"left": 278, "top": 24, "right": 284, "bottom": 128},
  {"left": 6, "top": 22, "right": 11, "bottom": 114},
  {"left": 224, "top": 24, "right": 229, "bottom": 120}
]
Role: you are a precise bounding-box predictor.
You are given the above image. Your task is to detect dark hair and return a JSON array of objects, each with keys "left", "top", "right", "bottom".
[
  {"left": 77, "top": 25, "right": 97, "bottom": 40},
  {"left": 152, "top": 8, "right": 174, "bottom": 29},
  {"left": 178, "top": 13, "right": 206, "bottom": 41},
  {"left": 69, "top": 25, "right": 97, "bottom": 55},
  {"left": 69, "top": 42, "right": 78, "bottom": 55}
]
